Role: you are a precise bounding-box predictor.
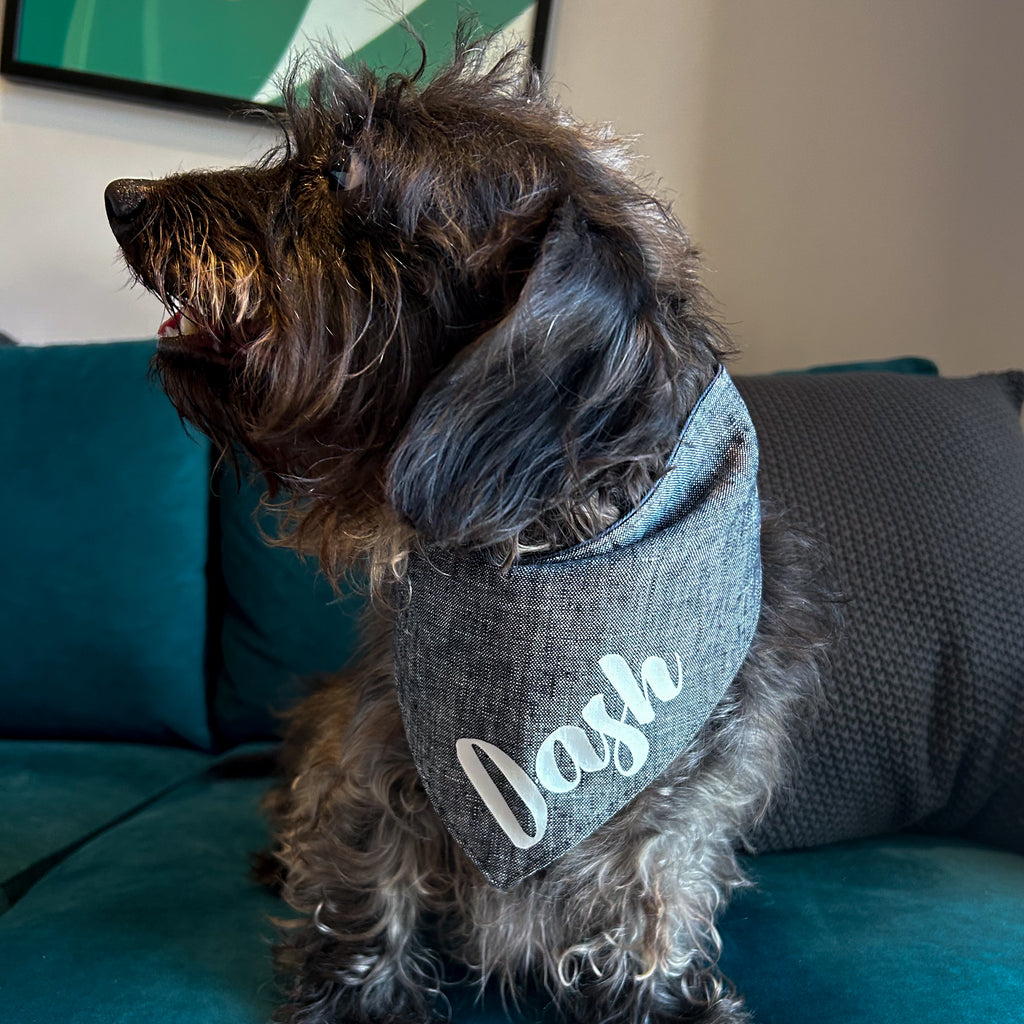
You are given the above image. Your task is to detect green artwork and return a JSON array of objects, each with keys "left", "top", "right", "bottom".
[{"left": 2, "top": 0, "right": 545, "bottom": 110}]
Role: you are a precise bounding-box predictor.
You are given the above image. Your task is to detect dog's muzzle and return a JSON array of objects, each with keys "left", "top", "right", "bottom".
[{"left": 105, "top": 178, "right": 153, "bottom": 243}]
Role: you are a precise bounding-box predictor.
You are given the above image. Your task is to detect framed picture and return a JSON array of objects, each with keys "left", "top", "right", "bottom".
[{"left": 1, "top": 0, "right": 552, "bottom": 114}]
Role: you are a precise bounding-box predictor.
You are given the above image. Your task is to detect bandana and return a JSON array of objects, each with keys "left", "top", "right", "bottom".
[{"left": 393, "top": 367, "right": 762, "bottom": 889}]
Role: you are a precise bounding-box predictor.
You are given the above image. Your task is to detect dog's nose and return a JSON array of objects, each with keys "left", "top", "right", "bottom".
[{"left": 105, "top": 178, "right": 152, "bottom": 241}]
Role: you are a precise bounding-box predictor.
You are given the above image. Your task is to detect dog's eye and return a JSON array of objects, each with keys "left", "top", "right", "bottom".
[{"left": 327, "top": 148, "right": 362, "bottom": 192}]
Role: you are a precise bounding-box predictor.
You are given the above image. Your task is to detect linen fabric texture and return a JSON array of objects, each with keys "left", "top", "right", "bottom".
[{"left": 393, "top": 368, "right": 763, "bottom": 888}]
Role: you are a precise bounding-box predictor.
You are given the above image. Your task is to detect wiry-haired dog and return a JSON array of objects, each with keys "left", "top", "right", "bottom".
[{"left": 105, "top": 35, "right": 833, "bottom": 1024}]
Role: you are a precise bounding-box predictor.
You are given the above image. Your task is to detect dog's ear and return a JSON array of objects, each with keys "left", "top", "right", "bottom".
[{"left": 387, "top": 199, "right": 686, "bottom": 549}]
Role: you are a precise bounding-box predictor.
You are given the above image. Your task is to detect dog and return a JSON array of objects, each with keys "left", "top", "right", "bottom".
[{"left": 105, "top": 34, "right": 833, "bottom": 1024}]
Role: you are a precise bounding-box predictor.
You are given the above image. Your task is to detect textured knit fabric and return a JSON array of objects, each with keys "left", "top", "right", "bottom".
[
  {"left": 394, "top": 368, "right": 762, "bottom": 888},
  {"left": 734, "top": 371, "right": 1024, "bottom": 854}
]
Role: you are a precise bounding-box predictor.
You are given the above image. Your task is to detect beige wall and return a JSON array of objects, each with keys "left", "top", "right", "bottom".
[
  {"left": 2, "top": 0, "right": 1021, "bottom": 374},
  {"left": 548, "top": 0, "right": 1024, "bottom": 374}
]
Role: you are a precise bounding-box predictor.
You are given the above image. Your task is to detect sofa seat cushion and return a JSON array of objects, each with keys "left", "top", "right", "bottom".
[
  {"left": 0, "top": 740, "right": 212, "bottom": 911},
  {"left": 1, "top": 767, "right": 1020, "bottom": 1024},
  {"left": 721, "top": 837, "right": 1024, "bottom": 1024},
  {"left": 0, "top": 341, "right": 213, "bottom": 748},
  {"left": 0, "top": 756, "right": 280, "bottom": 1023}
]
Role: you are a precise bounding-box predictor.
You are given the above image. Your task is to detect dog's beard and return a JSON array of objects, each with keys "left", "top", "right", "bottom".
[{"left": 152, "top": 345, "right": 240, "bottom": 435}]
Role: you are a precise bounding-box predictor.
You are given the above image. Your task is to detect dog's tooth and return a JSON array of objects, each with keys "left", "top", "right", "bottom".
[
  {"left": 180, "top": 312, "right": 200, "bottom": 336},
  {"left": 158, "top": 311, "right": 183, "bottom": 338}
]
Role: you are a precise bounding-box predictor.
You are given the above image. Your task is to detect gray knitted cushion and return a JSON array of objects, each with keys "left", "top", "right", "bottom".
[{"left": 734, "top": 371, "right": 1024, "bottom": 854}]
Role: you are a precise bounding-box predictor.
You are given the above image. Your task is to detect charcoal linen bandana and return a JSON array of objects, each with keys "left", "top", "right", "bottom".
[{"left": 393, "top": 367, "right": 762, "bottom": 889}]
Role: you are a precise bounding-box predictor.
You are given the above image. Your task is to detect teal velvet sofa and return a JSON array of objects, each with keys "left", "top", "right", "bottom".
[{"left": 1, "top": 339, "right": 1022, "bottom": 1023}]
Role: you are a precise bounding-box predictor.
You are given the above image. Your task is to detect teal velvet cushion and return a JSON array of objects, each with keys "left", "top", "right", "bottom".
[
  {"left": 0, "top": 342, "right": 212, "bottom": 748},
  {"left": 0, "top": 740, "right": 212, "bottom": 911},
  {"left": 0, "top": 763, "right": 280, "bottom": 1023},
  {"left": 721, "top": 837, "right": 1024, "bottom": 1024},
  {"left": 1, "top": 783, "right": 1019, "bottom": 1024},
  {"left": 782, "top": 355, "right": 939, "bottom": 375},
  {"left": 213, "top": 467, "right": 363, "bottom": 744}
]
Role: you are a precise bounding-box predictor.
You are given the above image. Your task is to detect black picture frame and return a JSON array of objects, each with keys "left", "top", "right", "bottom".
[{"left": 1, "top": 0, "right": 553, "bottom": 116}]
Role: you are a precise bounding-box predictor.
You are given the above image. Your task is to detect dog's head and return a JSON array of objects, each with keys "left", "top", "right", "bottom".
[{"left": 105, "top": 35, "right": 728, "bottom": 572}]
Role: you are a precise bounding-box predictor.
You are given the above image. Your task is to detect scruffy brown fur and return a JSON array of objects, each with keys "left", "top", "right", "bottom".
[{"left": 106, "top": 33, "right": 833, "bottom": 1024}]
